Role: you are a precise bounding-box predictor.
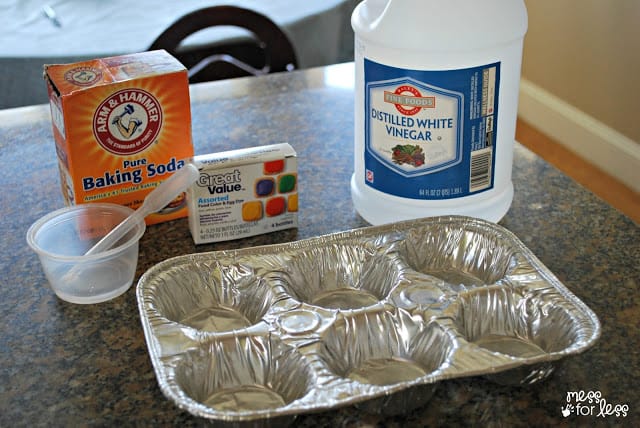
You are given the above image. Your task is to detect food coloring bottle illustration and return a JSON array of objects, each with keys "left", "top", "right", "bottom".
[{"left": 351, "top": 0, "right": 528, "bottom": 224}]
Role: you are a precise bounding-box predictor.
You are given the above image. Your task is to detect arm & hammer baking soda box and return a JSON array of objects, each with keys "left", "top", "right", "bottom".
[
  {"left": 187, "top": 143, "right": 298, "bottom": 244},
  {"left": 44, "top": 50, "right": 194, "bottom": 225}
]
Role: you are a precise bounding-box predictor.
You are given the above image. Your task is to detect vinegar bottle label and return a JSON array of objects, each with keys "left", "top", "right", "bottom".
[{"left": 363, "top": 59, "right": 500, "bottom": 200}]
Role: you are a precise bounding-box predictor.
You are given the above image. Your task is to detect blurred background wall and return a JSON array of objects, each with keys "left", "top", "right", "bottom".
[{"left": 519, "top": 0, "right": 639, "bottom": 192}]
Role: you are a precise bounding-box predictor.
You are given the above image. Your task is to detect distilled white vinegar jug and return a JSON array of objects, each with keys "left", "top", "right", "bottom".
[{"left": 351, "top": 0, "right": 528, "bottom": 224}]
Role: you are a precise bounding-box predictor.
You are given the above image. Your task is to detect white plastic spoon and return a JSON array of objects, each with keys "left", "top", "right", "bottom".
[{"left": 85, "top": 162, "right": 199, "bottom": 256}]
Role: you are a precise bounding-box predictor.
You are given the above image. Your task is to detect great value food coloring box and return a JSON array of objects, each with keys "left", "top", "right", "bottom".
[
  {"left": 187, "top": 143, "right": 298, "bottom": 244},
  {"left": 44, "top": 50, "right": 194, "bottom": 225}
]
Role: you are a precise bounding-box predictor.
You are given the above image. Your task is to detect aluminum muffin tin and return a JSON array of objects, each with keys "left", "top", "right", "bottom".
[{"left": 137, "top": 216, "right": 600, "bottom": 425}]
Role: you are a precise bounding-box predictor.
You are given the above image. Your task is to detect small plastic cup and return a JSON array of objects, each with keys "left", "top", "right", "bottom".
[{"left": 26, "top": 203, "right": 146, "bottom": 304}]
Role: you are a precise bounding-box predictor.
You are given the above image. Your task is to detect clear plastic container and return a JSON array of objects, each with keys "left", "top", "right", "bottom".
[
  {"left": 351, "top": 0, "right": 528, "bottom": 225},
  {"left": 26, "top": 203, "right": 145, "bottom": 304}
]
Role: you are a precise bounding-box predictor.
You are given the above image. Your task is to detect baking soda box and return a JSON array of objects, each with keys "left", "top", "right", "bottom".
[{"left": 44, "top": 50, "right": 194, "bottom": 225}]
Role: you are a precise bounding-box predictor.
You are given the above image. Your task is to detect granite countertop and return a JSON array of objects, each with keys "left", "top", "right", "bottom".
[{"left": 0, "top": 63, "right": 638, "bottom": 427}]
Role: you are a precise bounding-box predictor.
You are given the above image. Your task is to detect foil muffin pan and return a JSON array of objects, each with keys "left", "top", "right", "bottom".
[{"left": 137, "top": 216, "right": 600, "bottom": 425}]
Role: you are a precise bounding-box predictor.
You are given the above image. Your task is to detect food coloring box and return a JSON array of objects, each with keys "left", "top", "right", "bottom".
[
  {"left": 187, "top": 143, "right": 298, "bottom": 244},
  {"left": 44, "top": 50, "right": 194, "bottom": 225}
]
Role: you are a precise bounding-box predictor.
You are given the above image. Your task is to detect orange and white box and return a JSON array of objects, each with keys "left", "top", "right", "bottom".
[{"left": 44, "top": 50, "right": 194, "bottom": 225}]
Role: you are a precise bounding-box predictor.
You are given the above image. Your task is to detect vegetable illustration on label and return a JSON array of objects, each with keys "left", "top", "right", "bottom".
[{"left": 391, "top": 144, "right": 425, "bottom": 167}]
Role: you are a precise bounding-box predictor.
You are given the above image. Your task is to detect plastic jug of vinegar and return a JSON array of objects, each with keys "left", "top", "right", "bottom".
[{"left": 351, "top": 0, "right": 528, "bottom": 224}]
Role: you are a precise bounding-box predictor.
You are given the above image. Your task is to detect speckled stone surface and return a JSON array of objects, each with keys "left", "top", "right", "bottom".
[{"left": 0, "top": 63, "right": 638, "bottom": 427}]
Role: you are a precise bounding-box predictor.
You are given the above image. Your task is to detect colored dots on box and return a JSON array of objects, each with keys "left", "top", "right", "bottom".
[
  {"left": 263, "top": 159, "right": 285, "bottom": 174},
  {"left": 242, "top": 201, "right": 263, "bottom": 221},
  {"left": 255, "top": 178, "right": 275, "bottom": 197},
  {"left": 255, "top": 173, "right": 296, "bottom": 217},
  {"left": 252, "top": 173, "right": 298, "bottom": 217},
  {"left": 266, "top": 196, "right": 286, "bottom": 217},
  {"left": 278, "top": 174, "right": 297, "bottom": 193},
  {"left": 254, "top": 171, "right": 296, "bottom": 218},
  {"left": 287, "top": 194, "right": 298, "bottom": 212}
]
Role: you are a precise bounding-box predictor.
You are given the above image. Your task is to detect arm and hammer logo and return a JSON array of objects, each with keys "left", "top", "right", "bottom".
[
  {"left": 64, "top": 66, "right": 102, "bottom": 87},
  {"left": 92, "top": 89, "right": 163, "bottom": 156}
]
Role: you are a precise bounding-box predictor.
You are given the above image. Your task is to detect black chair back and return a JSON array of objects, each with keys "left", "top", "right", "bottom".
[{"left": 150, "top": 6, "right": 298, "bottom": 82}]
